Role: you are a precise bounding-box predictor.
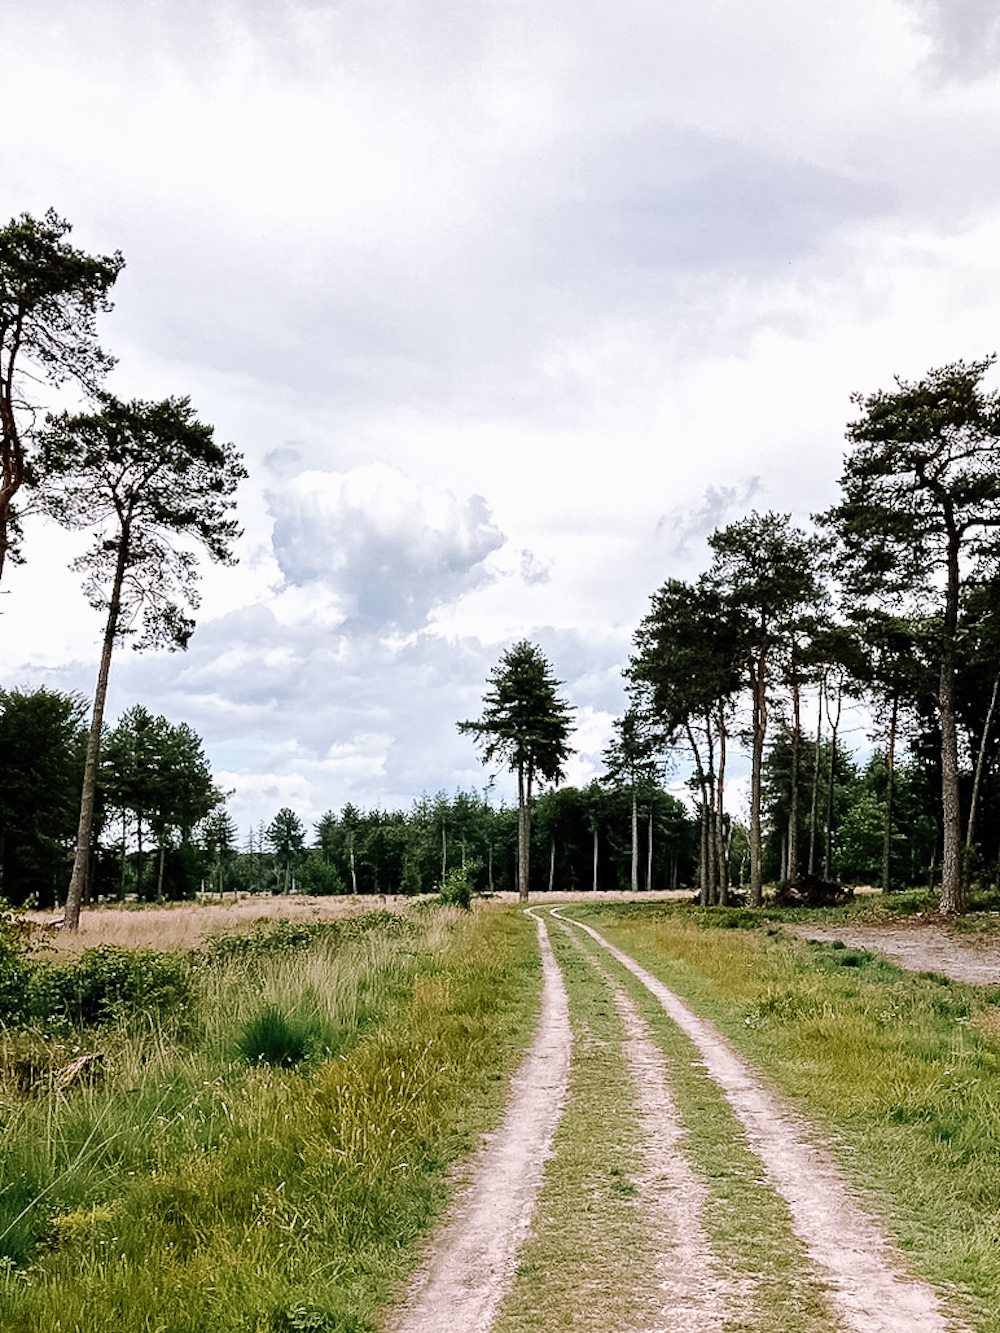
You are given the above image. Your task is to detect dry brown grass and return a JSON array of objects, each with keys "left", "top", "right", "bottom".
[{"left": 24, "top": 894, "right": 402, "bottom": 956}]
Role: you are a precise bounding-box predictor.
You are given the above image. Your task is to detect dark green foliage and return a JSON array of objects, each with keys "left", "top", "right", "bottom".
[
  {"left": 438, "top": 865, "right": 474, "bottom": 909},
  {"left": 239, "top": 1006, "right": 310, "bottom": 1068},
  {"left": 0, "top": 210, "right": 123, "bottom": 580},
  {"left": 0, "top": 688, "right": 88, "bottom": 909},
  {"left": 24, "top": 947, "right": 192, "bottom": 1031}
]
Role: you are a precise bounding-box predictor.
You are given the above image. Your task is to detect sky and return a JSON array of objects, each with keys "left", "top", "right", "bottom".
[{"left": 3, "top": 0, "right": 1000, "bottom": 836}]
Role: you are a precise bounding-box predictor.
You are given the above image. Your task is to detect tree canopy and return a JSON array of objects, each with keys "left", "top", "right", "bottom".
[
  {"left": 0, "top": 209, "right": 123, "bottom": 580},
  {"left": 821, "top": 357, "right": 1000, "bottom": 912}
]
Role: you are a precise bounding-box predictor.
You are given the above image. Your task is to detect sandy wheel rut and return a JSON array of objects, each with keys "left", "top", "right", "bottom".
[{"left": 385, "top": 909, "right": 965, "bottom": 1333}]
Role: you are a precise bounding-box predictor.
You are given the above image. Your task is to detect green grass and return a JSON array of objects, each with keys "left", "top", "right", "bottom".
[
  {"left": 574, "top": 901, "right": 1000, "bottom": 1331},
  {"left": 0, "top": 905, "right": 542, "bottom": 1332}
]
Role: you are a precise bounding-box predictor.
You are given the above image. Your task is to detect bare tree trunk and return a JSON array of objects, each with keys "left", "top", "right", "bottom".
[
  {"left": 714, "top": 705, "right": 729, "bottom": 905},
  {"left": 808, "top": 674, "right": 825, "bottom": 875},
  {"left": 630, "top": 789, "right": 639, "bottom": 893},
  {"left": 749, "top": 650, "right": 767, "bottom": 907},
  {"left": 967, "top": 672, "right": 999, "bottom": 850},
  {"left": 592, "top": 826, "right": 598, "bottom": 893},
  {"left": 788, "top": 681, "right": 801, "bottom": 883},
  {"left": 646, "top": 804, "right": 653, "bottom": 893},
  {"left": 823, "top": 681, "right": 842, "bottom": 882},
  {"left": 548, "top": 835, "right": 555, "bottom": 894},
  {"left": 64, "top": 527, "right": 130, "bottom": 930},
  {"left": 517, "top": 764, "right": 532, "bottom": 901},
  {"left": 939, "top": 532, "right": 963, "bottom": 914},
  {"left": 882, "top": 692, "right": 898, "bottom": 894}
]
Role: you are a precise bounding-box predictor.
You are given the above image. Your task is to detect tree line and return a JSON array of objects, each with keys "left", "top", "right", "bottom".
[
  {"left": 620, "top": 357, "right": 1000, "bottom": 914},
  {"left": 0, "top": 683, "right": 697, "bottom": 906}
]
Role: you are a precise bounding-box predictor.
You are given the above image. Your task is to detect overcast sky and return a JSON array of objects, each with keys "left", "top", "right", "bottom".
[{"left": 3, "top": 0, "right": 1000, "bottom": 835}]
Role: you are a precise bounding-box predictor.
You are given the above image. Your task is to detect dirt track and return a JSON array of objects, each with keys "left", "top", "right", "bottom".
[{"left": 386, "top": 909, "right": 967, "bottom": 1333}]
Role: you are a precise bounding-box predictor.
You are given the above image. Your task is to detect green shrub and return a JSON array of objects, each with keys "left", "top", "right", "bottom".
[
  {"left": 439, "top": 865, "right": 475, "bottom": 910},
  {"left": 25, "top": 946, "right": 192, "bottom": 1030}
]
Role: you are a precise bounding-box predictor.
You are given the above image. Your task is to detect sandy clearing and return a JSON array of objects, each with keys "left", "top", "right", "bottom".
[
  {"left": 558, "top": 911, "right": 964, "bottom": 1333},
  {"left": 783, "top": 921, "right": 1000, "bottom": 987},
  {"left": 384, "top": 908, "right": 571, "bottom": 1333}
]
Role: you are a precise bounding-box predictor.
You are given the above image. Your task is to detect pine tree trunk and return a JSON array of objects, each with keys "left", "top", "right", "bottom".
[
  {"left": 882, "top": 692, "right": 898, "bottom": 894},
  {"left": 630, "top": 790, "right": 639, "bottom": 893},
  {"left": 749, "top": 650, "right": 767, "bottom": 907},
  {"left": 714, "top": 705, "right": 728, "bottom": 905},
  {"left": 966, "top": 672, "right": 999, "bottom": 850},
  {"left": 939, "top": 533, "right": 963, "bottom": 914},
  {"left": 788, "top": 680, "right": 801, "bottom": 883},
  {"left": 647, "top": 805, "right": 653, "bottom": 893},
  {"left": 592, "top": 826, "right": 598, "bottom": 893},
  {"left": 517, "top": 764, "right": 531, "bottom": 900},
  {"left": 808, "top": 675, "right": 825, "bottom": 876},
  {"left": 64, "top": 525, "right": 130, "bottom": 930},
  {"left": 823, "top": 683, "right": 842, "bottom": 881}
]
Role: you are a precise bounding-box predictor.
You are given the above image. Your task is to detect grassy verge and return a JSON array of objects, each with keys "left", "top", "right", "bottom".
[
  {"left": 0, "top": 904, "right": 541, "bottom": 1333},
  {"left": 574, "top": 902, "right": 1000, "bottom": 1332}
]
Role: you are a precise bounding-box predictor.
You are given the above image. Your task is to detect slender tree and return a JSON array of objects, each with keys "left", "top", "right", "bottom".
[
  {"left": 458, "top": 641, "right": 572, "bottom": 900},
  {"left": 36, "top": 395, "right": 245, "bottom": 928},
  {"left": 628, "top": 577, "right": 741, "bottom": 904},
  {"left": 820, "top": 357, "right": 1000, "bottom": 913},
  {"left": 603, "top": 707, "right": 661, "bottom": 893},
  {"left": 0, "top": 210, "right": 122, "bottom": 581}
]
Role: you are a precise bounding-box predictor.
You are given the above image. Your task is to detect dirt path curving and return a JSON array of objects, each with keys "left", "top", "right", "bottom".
[
  {"left": 384, "top": 909, "right": 571, "bottom": 1333},
  {"left": 558, "top": 911, "right": 963, "bottom": 1333}
]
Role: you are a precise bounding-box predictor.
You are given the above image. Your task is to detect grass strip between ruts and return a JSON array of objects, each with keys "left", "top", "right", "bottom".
[
  {"left": 556, "top": 914, "right": 845, "bottom": 1333},
  {"left": 491, "top": 915, "right": 663, "bottom": 1333}
]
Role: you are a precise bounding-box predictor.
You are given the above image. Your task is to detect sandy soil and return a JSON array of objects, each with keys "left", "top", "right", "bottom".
[
  {"left": 783, "top": 918, "right": 1000, "bottom": 986},
  {"left": 385, "top": 907, "right": 968, "bottom": 1333}
]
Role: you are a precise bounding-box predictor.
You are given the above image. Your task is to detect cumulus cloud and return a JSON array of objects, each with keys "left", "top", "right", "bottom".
[{"left": 267, "top": 463, "right": 505, "bottom": 629}]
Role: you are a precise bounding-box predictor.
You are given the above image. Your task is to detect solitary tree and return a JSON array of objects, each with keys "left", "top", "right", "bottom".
[
  {"left": 0, "top": 210, "right": 122, "bottom": 581},
  {"left": 36, "top": 394, "right": 245, "bottom": 929},
  {"left": 821, "top": 357, "right": 1000, "bottom": 913},
  {"left": 458, "top": 641, "right": 573, "bottom": 900}
]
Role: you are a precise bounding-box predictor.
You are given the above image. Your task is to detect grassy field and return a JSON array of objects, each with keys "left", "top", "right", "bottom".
[{"left": 0, "top": 902, "right": 542, "bottom": 1333}]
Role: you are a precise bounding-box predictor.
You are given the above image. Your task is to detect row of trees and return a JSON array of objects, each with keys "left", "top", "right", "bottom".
[
  {"left": 228, "top": 784, "right": 697, "bottom": 900},
  {"left": 0, "top": 210, "right": 245, "bottom": 927},
  {"left": 0, "top": 683, "right": 697, "bottom": 905},
  {"left": 0, "top": 689, "right": 222, "bottom": 908},
  {"left": 624, "top": 358, "right": 1000, "bottom": 914}
]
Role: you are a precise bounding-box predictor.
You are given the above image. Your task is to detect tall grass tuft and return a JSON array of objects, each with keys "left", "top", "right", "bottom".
[{"left": 238, "top": 1005, "right": 310, "bottom": 1068}]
